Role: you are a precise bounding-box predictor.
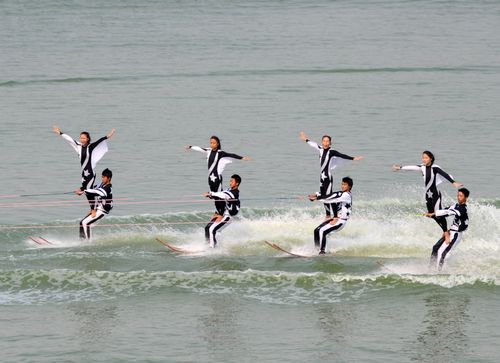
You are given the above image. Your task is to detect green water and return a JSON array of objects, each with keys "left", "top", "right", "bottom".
[{"left": 2, "top": 0, "right": 500, "bottom": 361}]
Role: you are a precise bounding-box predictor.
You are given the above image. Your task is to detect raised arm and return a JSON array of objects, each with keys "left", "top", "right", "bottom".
[
  {"left": 53, "top": 125, "right": 80, "bottom": 153},
  {"left": 300, "top": 131, "right": 321, "bottom": 151},
  {"left": 91, "top": 136, "right": 108, "bottom": 147}
]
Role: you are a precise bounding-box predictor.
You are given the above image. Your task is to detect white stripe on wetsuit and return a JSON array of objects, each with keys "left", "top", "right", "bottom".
[
  {"left": 207, "top": 216, "right": 232, "bottom": 247},
  {"left": 436, "top": 231, "right": 462, "bottom": 270},
  {"left": 316, "top": 218, "right": 347, "bottom": 252},
  {"left": 80, "top": 210, "right": 106, "bottom": 239}
]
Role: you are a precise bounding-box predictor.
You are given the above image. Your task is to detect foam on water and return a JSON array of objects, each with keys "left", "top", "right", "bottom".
[
  {"left": 3, "top": 198, "right": 499, "bottom": 257},
  {"left": 1, "top": 266, "right": 498, "bottom": 306},
  {"left": 1, "top": 198, "right": 499, "bottom": 306}
]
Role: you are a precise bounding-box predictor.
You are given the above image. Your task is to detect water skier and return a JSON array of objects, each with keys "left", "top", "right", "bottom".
[
  {"left": 300, "top": 131, "right": 362, "bottom": 219},
  {"left": 204, "top": 174, "right": 242, "bottom": 248},
  {"left": 186, "top": 136, "right": 250, "bottom": 216},
  {"left": 309, "top": 177, "right": 353, "bottom": 255},
  {"left": 426, "top": 188, "right": 469, "bottom": 271},
  {"left": 393, "top": 150, "right": 463, "bottom": 242},
  {"left": 53, "top": 126, "right": 115, "bottom": 204},
  {"left": 80, "top": 168, "right": 114, "bottom": 240}
]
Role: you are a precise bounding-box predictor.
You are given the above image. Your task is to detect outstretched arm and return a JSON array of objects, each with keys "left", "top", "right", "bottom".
[
  {"left": 219, "top": 151, "right": 251, "bottom": 160},
  {"left": 206, "top": 190, "right": 236, "bottom": 200},
  {"left": 435, "top": 207, "right": 460, "bottom": 218},
  {"left": 85, "top": 186, "right": 109, "bottom": 199},
  {"left": 186, "top": 145, "right": 209, "bottom": 153},
  {"left": 434, "top": 167, "right": 463, "bottom": 188},
  {"left": 393, "top": 164, "right": 421, "bottom": 172},
  {"left": 309, "top": 191, "right": 348, "bottom": 203},
  {"left": 331, "top": 149, "right": 361, "bottom": 161},
  {"left": 107, "top": 128, "right": 116, "bottom": 139},
  {"left": 434, "top": 167, "right": 455, "bottom": 183},
  {"left": 319, "top": 191, "right": 351, "bottom": 204},
  {"left": 426, "top": 206, "right": 460, "bottom": 218}
]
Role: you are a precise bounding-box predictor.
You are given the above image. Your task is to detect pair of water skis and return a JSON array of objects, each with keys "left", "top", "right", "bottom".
[{"left": 155, "top": 237, "right": 318, "bottom": 258}]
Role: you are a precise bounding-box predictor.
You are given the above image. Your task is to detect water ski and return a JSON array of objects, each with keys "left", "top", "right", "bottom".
[
  {"left": 264, "top": 240, "right": 313, "bottom": 258},
  {"left": 28, "top": 236, "right": 53, "bottom": 245},
  {"left": 155, "top": 237, "right": 203, "bottom": 254}
]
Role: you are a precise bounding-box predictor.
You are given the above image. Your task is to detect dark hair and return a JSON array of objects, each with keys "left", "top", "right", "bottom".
[
  {"left": 210, "top": 135, "right": 221, "bottom": 150},
  {"left": 102, "top": 168, "right": 113, "bottom": 179},
  {"left": 342, "top": 176, "right": 353, "bottom": 189},
  {"left": 322, "top": 135, "right": 332, "bottom": 142},
  {"left": 458, "top": 188, "right": 470, "bottom": 198},
  {"left": 231, "top": 174, "right": 241, "bottom": 185},
  {"left": 422, "top": 150, "right": 435, "bottom": 165},
  {"left": 80, "top": 131, "right": 91, "bottom": 142}
]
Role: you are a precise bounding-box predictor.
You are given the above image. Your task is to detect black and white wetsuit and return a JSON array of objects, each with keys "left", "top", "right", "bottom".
[
  {"left": 190, "top": 146, "right": 243, "bottom": 215},
  {"left": 205, "top": 188, "right": 240, "bottom": 248},
  {"left": 304, "top": 139, "right": 354, "bottom": 217},
  {"left": 59, "top": 132, "right": 109, "bottom": 200},
  {"left": 430, "top": 203, "right": 468, "bottom": 270},
  {"left": 400, "top": 164, "right": 456, "bottom": 232},
  {"left": 314, "top": 190, "right": 352, "bottom": 253},
  {"left": 80, "top": 183, "right": 113, "bottom": 239}
]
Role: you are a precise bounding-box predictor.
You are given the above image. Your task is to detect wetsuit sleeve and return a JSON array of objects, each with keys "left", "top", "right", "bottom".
[
  {"left": 84, "top": 186, "right": 109, "bottom": 210},
  {"left": 90, "top": 136, "right": 108, "bottom": 150},
  {"left": 435, "top": 205, "right": 460, "bottom": 218},
  {"left": 400, "top": 165, "right": 421, "bottom": 171},
  {"left": 84, "top": 188, "right": 108, "bottom": 198},
  {"left": 188, "top": 146, "right": 208, "bottom": 153},
  {"left": 219, "top": 151, "right": 243, "bottom": 160},
  {"left": 84, "top": 187, "right": 108, "bottom": 198},
  {"left": 209, "top": 190, "right": 236, "bottom": 200},
  {"left": 434, "top": 167, "right": 455, "bottom": 183},
  {"left": 60, "top": 133, "right": 81, "bottom": 154},
  {"left": 331, "top": 150, "right": 354, "bottom": 160},
  {"left": 318, "top": 191, "right": 350, "bottom": 203},
  {"left": 306, "top": 140, "right": 321, "bottom": 151}
]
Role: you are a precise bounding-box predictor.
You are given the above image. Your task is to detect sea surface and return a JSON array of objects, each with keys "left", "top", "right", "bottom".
[{"left": 1, "top": 1, "right": 500, "bottom": 362}]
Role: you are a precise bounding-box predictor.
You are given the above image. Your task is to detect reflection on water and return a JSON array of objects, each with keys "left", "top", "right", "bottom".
[
  {"left": 198, "top": 295, "right": 249, "bottom": 361},
  {"left": 69, "top": 302, "right": 119, "bottom": 345},
  {"left": 412, "top": 291, "right": 470, "bottom": 362},
  {"left": 314, "top": 303, "right": 357, "bottom": 362}
]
